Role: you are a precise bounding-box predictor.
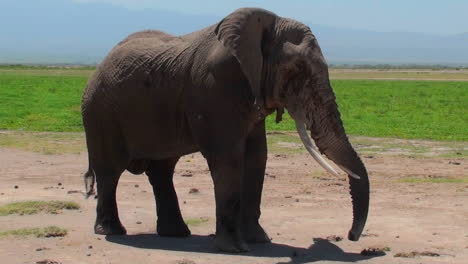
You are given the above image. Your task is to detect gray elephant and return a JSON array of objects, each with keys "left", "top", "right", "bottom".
[{"left": 82, "top": 7, "right": 369, "bottom": 253}]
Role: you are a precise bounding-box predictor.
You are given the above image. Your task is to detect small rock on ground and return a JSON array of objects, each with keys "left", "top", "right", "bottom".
[
  {"left": 326, "top": 235, "right": 343, "bottom": 242},
  {"left": 361, "top": 233, "right": 379, "bottom": 237},
  {"left": 361, "top": 247, "right": 389, "bottom": 256},
  {"left": 67, "top": 190, "right": 83, "bottom": 194},
  {"left": 36, "top": 260, "right": 61, "bottom": 264}
]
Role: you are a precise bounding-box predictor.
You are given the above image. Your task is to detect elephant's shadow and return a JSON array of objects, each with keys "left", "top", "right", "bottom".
[{"left": 106, "top": 235, "right": 384, "bottom": 263}]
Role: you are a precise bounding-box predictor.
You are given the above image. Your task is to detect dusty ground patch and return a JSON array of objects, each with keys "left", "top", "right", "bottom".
[{"left": 0, "top": 134, "right": 466, "bottom": 264}]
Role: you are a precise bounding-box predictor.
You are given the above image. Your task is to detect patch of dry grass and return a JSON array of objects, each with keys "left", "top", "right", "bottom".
[
  {"left": 0, "top": 201, "right": 80, "bottom": 216},
  {"left": 0, "top": 131, "right": 85, "bottom": 154},
  {"left": 0, "top": 226, "right": 68, "bottom": 238},
  {"left": 267, "top": 132, "right": 468, "bottom": 158},
  {"left": 394, "top": 251, "right": 440, "bottom": 258},
  {"left": 398, "top": 176, "right": 468, "bottom": 184},
  {"left": 185, "top": 217, "right": 210, "bottom": 226},
  {"left": 329, "top": 69, "right": 468, "bottom": 81}
]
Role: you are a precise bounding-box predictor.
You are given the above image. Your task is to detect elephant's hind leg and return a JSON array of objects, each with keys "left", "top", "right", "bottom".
[
  {"left": 146, "top": 158, "right": 190, "bottom": 237},
  {"left": 94, "top": 167, "right": 127, "bottom": 235}
]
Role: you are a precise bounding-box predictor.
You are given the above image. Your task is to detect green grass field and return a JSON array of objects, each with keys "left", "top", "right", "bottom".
[
  {"left": 266, "top": 79, "right": 468, "bottom": 141},
  {"left": 0, "top": 73, "right": 86, "bottom": 131},
  {"left": 0, "top": 68, "right": 467, "bottom": 141}
]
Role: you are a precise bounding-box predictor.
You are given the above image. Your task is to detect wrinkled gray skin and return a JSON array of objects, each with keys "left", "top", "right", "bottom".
[{"left": 82, "top": 8, "right": 369, "bottom": 253}]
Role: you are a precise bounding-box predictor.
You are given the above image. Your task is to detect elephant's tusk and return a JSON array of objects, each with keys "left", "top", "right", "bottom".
[
  {"left": 295, "top": 121, "right": 361, "bottom": 180},
  {"left": 338, "top": 165, "right": 361, "bottom": 180},
  {"left": 295, "top": 120, "right": 339, "bottom": 177}
]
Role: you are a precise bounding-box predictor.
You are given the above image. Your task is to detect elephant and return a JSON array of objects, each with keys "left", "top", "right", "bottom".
[{"left": 81, "top": 7, "right": 370, "bottom": 253}]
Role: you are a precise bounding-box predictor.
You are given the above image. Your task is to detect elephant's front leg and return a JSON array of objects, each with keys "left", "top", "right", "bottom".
[
  {"left": 241, "top": 122, "right": 270, "bottom": 243},
  {"left": 206, "top": 146, "right": 249, "bottom": 253}
]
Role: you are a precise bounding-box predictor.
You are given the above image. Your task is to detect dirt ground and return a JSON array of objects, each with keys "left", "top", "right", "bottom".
[{"left": 0, "top": 137, "right": 467, "bottom": 264}]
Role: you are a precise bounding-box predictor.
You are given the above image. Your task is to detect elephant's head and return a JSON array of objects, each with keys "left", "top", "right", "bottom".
[{"left": 215, "top": 8, "right": 369, "bottom": 241}]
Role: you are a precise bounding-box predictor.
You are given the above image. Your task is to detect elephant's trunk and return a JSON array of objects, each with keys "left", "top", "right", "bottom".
[
  {"left": 290, "top": 81, "right": 369, "bottom": 241},
  {"left": 317, "top": 132, "right": 369, "bottom": 241}
]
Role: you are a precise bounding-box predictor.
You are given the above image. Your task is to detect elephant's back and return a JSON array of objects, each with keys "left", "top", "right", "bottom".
[
  {"left": 117, "top": 30, "right": 176, "bottom": 46},
  {"left": 82, "top": 31, "right": 188, "bottom": 105},
  {"left": 99, "top": 32, "right": 184, "bottom": 80}
]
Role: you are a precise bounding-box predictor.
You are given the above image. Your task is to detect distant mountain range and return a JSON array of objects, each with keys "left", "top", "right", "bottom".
[
  {"left": 1, "top": 0, "right": 467, "bottom": 66},
  {"left": 311, "top": 26, "right": 468, "bottom": 65}
]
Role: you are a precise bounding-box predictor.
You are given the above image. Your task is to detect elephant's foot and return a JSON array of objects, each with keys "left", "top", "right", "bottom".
[
  {"left": 243, "top": 223, "right": 271, "bottom": 243},
  {"left": 157, "top": 220, "right": 191, "bottom": 237},
  {"left": 94, "top": 220, "right": 127, "bottom": 235},
  {"left": 215, "top": 230, "right": 250, "bottom": 253}
]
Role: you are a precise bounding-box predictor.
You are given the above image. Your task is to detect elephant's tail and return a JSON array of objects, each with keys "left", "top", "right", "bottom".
[{"left": 84, "top": 165, "right": 95, "bottom": 199}]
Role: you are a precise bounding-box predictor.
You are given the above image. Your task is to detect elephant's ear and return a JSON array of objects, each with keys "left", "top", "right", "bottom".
[{"left": 215, "top": 8, "right": 277, "bottom": 108}]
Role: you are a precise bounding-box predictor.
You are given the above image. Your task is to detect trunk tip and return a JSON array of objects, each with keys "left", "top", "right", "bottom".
[{"left": 347, "top": 230, "right": 361, "bottom": 241}]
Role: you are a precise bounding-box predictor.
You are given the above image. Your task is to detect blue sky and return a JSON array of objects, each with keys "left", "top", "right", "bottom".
[
  {"left": 71, "top": 0, "right": 468, "bottom": 35},
  {"left": 1, "top": 0, "right": 467, "bottom": 64}
]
